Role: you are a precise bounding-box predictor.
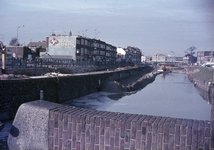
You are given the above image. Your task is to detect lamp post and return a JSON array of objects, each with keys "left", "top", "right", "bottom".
[
  {"left": 85, "top": 29, "right": 87, "bottom": 37},
  {"left": 17, "top": 25, "right": 25, "bottom": 46}
]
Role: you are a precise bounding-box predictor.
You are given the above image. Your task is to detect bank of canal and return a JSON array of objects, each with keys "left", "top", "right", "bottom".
[{"left": 64, "top": 73, "right": 212, "bottom": 121}]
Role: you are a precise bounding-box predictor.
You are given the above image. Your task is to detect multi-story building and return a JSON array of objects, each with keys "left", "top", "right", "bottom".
[
  {"left": 141, "top": 53, "right": 146, "bottom": 63},
  {"left": 40, "top": 33, "right": 117, "bottom": 62},
  {"left": 28, "top": 41, "right": 47, "bottom": 57},
  {"left": 197, "top": 51, "right": 214, "bottom": 65},
  {"left": 152, "top": 53, "right": 166, "bottom": 63},
  {"left": 145, "top": 56, "right": 151, "bottom": 62},
  {"left": 124, "top": 46, "right": 142, "bottom": 63},
  {"left": 116, "top": 47, "right": 126, "bottom": 62}
]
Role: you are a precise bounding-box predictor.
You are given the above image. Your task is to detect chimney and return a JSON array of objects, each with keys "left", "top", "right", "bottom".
[{"left": 69, "top": 31, "right": 72, "bottom": 36}]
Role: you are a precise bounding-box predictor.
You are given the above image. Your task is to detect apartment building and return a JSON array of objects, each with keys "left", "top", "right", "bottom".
[{"left": 40, "top": 33, "right": 117, "bottom": 62}]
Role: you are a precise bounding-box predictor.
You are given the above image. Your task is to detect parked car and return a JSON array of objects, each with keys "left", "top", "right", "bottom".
[
  {"left": 201, "top": 62, "right": 214, "bottom": 67},
  {"left": 205, "top": 65, "right": 211, "bottom": 67}
]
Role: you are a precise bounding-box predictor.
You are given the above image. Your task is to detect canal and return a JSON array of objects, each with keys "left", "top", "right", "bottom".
[{"left": 64, "top": 73, "right": 212, "bottom": 121}]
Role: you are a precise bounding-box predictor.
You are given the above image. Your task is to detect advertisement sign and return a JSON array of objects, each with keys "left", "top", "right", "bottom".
[{"left": 48, "top": 36, "right": 77, "bottom": 59}]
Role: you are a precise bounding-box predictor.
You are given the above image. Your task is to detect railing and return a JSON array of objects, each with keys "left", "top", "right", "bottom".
[{"left": 0, "top": 58, "right": 138, "bottom": 68}]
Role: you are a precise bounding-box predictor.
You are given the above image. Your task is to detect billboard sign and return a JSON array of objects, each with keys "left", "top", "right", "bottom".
[{"left": 48, "top": 36, "right": 76, "bottom": 59}]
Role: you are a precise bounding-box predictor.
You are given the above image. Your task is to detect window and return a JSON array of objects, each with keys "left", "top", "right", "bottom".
[
  {"left": 100, "top": 51, "right": 105, "bottom": 55},
  {"left": 85, "top": 40, "right": 88, "bottom": 45},
  {"left": 106, "top": 52, "right": 110, "bottom": 56},
  {"left": 100, "top": 44, "right": 105, "bottom": 49},
  {"left": 106, "top": 46, "right": 111, "bottom": 50},
  {"left": 81, "top": 48, "right": 84, "bottom": 54},
  {"left": 93, "top": 50, "right": 99, "bottom": 55},
  {"left": 76, "top": 39, "right": 80, "bottom": 44},
  {"left": 93, "top": 42, "right": 99, "bottom": 48},
  {"left": 94, "top": 43, "right": 97, "bottom": 47},
  {"left": 81, "top": 39, "right": 84, "bottom": 45}
]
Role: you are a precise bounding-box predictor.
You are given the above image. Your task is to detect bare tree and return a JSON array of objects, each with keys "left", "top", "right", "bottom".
[
  {"left": 9, "top": 37, "right": 18, "bottom": 46},
  {"left": 185, "top": 46, "right": 197, "bottom": 65}
]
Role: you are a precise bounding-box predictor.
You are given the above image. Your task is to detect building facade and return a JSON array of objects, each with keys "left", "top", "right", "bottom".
[
  {"left": 124, "top": 46, "right": 142, "bottom": 63},
  {"left": 116, "top": 47, "right": 126, "bottom": 62},
  {"left": 152, "top": 53, "right": 166, "bottom": 63},
  {"left": 5, "top": 46, "right": 35, "bottom": 59},
  {"left": 197, "top": 51, "right": 214, "bottom": 65},
  {"left": 141, "top": 54, "right": 146, "bottom": 63},
  {"left": 40, "top": 35, "right": 117, "bottom": 62},
  {"left": 28, "top": 41, "right": 47, "bottom": 57}
]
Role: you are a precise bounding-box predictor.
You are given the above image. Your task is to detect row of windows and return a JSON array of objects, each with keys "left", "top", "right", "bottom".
[
  {"left": 197, "top": 56, "right": 211, "bottom": 61},
  {"left": 76, "top": 39, "right": 116, "bottom": 51},
  {"left": 198, "top": 52, "right": 212, "bottom": 57},
  {"left": 76, "top": 49, "right": 116, "bottom": 56}
]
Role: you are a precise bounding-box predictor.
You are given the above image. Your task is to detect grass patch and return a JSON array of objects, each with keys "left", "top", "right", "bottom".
[{"left": 187, "top": 67, "right": 213, "bottom": 82}]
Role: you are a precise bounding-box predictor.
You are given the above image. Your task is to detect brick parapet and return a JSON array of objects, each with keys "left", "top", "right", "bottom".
[{"left": 49, "top": 105, "right": 214, "bottom": 150}]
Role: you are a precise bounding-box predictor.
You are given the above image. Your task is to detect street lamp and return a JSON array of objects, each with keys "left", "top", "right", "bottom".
[
  {"left": 17, "top": 25, "right": 25, "bottom": 46},
  {"left": 85, "top": 29, "right": 87, "bottom": 37}
]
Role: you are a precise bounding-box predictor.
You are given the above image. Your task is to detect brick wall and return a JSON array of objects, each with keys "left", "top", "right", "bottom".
[{"left": 49, "top": 105, "right": 214, "bottom": 150}]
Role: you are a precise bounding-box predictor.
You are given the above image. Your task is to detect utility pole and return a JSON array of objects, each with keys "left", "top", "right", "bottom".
[
  {"left": 211, "top": 50, "right": 214, "bottom": 62},
  {"left": 17, "top": 25, "right": 25, "bottom": 46},
  {"left": 94, "top": 29, "right": 97, "bottom": 38}
]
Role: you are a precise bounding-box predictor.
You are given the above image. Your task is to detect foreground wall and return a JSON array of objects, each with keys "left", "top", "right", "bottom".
[
  {"left": 8, "top": 100, "right": 214, "bottom": 150},
  {"left": 0, "top": 66, "right": 149, "bottom": 121}
]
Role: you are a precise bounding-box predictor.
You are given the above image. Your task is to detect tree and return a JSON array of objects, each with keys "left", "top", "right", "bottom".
[
  {"left": 185, "top": 46, "right": 197, "bottom": 65},
  {"left": 9, "top": 37, "right": 18, "bottom": 46}
]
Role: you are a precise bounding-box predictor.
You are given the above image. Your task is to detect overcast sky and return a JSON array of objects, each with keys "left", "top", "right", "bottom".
[{"left": 0, "top": 0, "right": 214, "bottom": 56}]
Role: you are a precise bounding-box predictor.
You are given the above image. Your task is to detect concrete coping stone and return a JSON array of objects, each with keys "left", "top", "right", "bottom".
[{"left": 7, "top": 100, "right": 61, "bottom": 150}]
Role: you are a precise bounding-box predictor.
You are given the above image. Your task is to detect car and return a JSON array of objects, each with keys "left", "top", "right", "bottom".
[{"left": 205, "top": 65, "right": 211, "bottom": 67}]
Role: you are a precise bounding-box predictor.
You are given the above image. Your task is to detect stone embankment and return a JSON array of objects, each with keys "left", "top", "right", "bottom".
[
  {"left": 101, "top": 65, "right": 160, "bottom": 92},
  {"left": 169, "top": 66, "right": 214, "bottom": 93},
  {"left": 185, "top": 66, "right": 214, "bottom": 93},
  {"left": 0, "top": 65, "right": 157, "bottom": 121}
]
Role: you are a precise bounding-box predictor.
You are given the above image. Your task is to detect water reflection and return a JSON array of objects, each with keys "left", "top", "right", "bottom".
[
  {"left": 195, "top": 86, "right": 214, "bottom": 121},
  {"left": 64, "top": 73, "right": 213, "bottom": 121},
  {"left": 196, "top": 87, "right": 212, "bottom": 104}
]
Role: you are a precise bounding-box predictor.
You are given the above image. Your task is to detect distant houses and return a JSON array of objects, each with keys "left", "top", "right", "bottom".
[
  {"left": 116, "top": 47, "right": 142, "bottom": 64},
  {"left": 152, "top": 53, "right": 166, "bottom": 63},
  {"left": 197, "top": 51, "right": 214, "bottom": 65},
  {"left": 5, "top": 46, "right": 34, "bottom": 59},
  {"left": 151, "top": 53, "right": 186, "bottom": 65},
  {"left": 1, "top": 32, "right": 214, "bottom": 66}
]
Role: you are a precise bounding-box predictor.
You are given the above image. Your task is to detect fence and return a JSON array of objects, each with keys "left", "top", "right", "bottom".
[{"left": 0, "top": 58, "right": 137, "bottom": 68}]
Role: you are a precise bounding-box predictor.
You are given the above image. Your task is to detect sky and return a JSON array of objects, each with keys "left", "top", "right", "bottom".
[{"left": 0, "top": 0, "right": 214, "bottom": 56}]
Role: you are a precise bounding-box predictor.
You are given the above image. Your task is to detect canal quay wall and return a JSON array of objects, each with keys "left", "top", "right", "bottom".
[
  {"left": 185, "top": 67, "right": 214, "bottom": 92},
  {"left": 172, "top": 66, "right": 214, "bottom": 105},
  {"left": 0, "top": 66, "right": 154, "bottom": 121},
  {"left": 8, "top": 100, "right": 214, "bottom": 150},
  {"left": 185, "top": 67, "right": 214, "bottom": 106}
]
